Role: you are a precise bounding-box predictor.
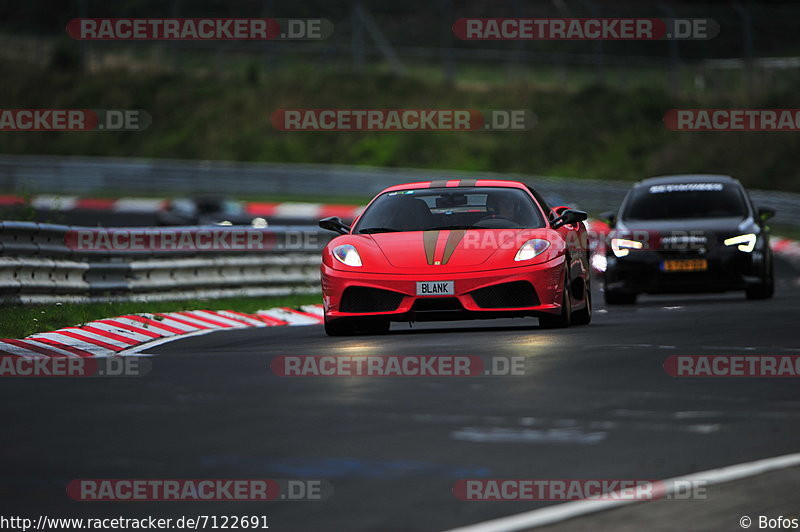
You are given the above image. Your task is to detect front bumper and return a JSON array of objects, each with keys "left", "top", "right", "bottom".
[
  {"left": 321, "top": 257, "right": 566, "bottom": 322},
  {"left": 604, "top": 245, "right": 768, "bottom": 294}
]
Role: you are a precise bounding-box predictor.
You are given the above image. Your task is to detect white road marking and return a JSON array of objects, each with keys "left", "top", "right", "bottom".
[
  {"left": 451, "top": 427, "right": 606, "bottom": 445},
  {"left": 113, "top": 198, "right": 165, "bottom": 212},
  {"left": 274, "top": 203, "right": 321, "bottom": 218},
  {"left": 31, "top": 195, "right": 78, "bottom": 210},
  {"left": 444, "top": 451, "right": 800, "bottom": 532},
  {"left": 120, "top": 328, "right": 221, "bottom": 355}
]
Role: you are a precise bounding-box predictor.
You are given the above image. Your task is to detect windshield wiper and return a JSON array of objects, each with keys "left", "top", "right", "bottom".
[{"left": 358, "top": 227, "right": 402, "bottom": 234}]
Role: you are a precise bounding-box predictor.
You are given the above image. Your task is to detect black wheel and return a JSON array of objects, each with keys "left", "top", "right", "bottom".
[
  {"left": 746, "top": 254, "right": 775, "bottom": 300},
  {"left": 571, "top": 278, "right": 592, "bottom": 325},
  {"left": 746, "top": 273, "right": 774, "bottom": 300},
  {"left": 324, "top": 318, "right": 357, "bottom": 336},
  {"left": 540, "top": 270, "right": 572, "bottom": 329},
  {"left": 603, "top": 284, "right": 637, "bottom": 305}
]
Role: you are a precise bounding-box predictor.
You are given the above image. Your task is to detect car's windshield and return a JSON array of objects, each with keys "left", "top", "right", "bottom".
[
  {"left": 622, "top": 182, "right": 747, "bottom": 221},
  {"left": 354, "top": 187, "right": 545, "bottom": 233}
]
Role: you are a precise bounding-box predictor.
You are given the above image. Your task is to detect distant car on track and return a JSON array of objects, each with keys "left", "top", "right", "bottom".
[
  {"left": 157, "top": 196, "right": 255, "bottom": 226},
  {"left": 600, "top": 175, "right": 775, "bottom": 304},
  {"left": 318, "top": 179, "right": 591, "bottom": 335}
]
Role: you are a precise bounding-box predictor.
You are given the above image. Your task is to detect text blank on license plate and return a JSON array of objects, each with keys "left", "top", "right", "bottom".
[
  {"left": 662, "top": 259, "right": 708, "bottom": 272},
  {"left": 416, "top": 281, "right": 455, "bottom": 296}
]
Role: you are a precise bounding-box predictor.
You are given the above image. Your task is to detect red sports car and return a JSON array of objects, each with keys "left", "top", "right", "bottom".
[{"left": 318, "top": 179, "right": 592, "bottom": 336}]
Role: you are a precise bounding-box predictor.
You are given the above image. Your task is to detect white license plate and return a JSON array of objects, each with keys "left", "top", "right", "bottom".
[{"left": 416, "top": 281, "right": 455, "bottom": 296}]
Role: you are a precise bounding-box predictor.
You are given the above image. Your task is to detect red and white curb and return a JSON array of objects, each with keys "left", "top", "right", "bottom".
[
  {"left": 0, "top": 305, "right": 323, "bottom": 359},
  {"left": 772, "top": 236, "right": 800, "bottom": 263},
  {"left": 244, "top": 202, "right": 363, "bottom": 220},
  {"left": 0, "top": 195, "right": 363, "bottom": 220}
]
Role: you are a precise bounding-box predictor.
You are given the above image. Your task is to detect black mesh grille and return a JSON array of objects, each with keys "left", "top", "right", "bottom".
[
  {"left": 340, "top": 286, "right": 404, "bottom": 313},
  {"left": 470, "top": 281, "right": 539, "bottom": 309},
  {"left": 411, "top": 298, "right": 464, "bottom": 312}
]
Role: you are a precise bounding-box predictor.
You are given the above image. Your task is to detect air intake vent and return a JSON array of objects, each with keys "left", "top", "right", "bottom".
[
  {"left": 470, "top": 281, "right": 539, "bottom": 309},
  {"left": 340, "top": 286, "right": 404, "bottom": 313}
]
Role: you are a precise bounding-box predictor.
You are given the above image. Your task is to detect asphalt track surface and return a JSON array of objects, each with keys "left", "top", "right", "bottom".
[{"left": 3, "top": 258, "right": 800, "bottom": 531}]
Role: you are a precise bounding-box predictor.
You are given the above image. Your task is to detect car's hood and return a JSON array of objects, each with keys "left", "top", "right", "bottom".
[{"left": 366, "top": 229, "right": 548, "bottom": 270}]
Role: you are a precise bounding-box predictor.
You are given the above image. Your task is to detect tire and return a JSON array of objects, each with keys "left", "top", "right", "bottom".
[
  {"left": 324, "top": 318, "right": 357, "bottom": 336},
  {"left": 603, "top": 285, "right": 637, "bottom": 305},
  {"left": 571, "top": 278, "right": 592, "bottom": 325},
  {"left": 746, "top": 273, "right": 774, "bottom": 300},
  {"left": 540, "top": 270, "right": 572, "bottom": 329}
]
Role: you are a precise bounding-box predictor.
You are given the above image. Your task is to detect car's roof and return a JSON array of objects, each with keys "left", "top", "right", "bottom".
[
  {"left": 381, "top": 179, "right": 529, "bottom": 193},
  {"left": 636, "top": 174, "right": 740, "bottom": 187}
]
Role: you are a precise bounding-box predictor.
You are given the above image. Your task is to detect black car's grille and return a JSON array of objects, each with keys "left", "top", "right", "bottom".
[
  {"left": 470, "top": 281, "right": 539, "bottom": 309},
  {"left": 339, "top": 286, "right": 404, "bottom": 313},
  {"left": 411, "top": 297, "right": 464, "bottom": 312}
]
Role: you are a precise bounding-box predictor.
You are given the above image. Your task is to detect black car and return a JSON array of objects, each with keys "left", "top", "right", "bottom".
[
  {"left": 601, "top": 175, "right": 775, "bottom": 304},
  {"left": 157, "top": 196, "right": 256, "bottom": 226}
]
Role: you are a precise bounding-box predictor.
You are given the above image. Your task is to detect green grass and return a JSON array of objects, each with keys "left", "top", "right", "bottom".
[
  {"left": 772, "top": 225, "right": 800, "bottom": 242},
  {"left": 0, "top": 294, "right": 322, "bottom": 339},
  {"left": 3, "top": 54, "right": 800, "bottom": 194}
]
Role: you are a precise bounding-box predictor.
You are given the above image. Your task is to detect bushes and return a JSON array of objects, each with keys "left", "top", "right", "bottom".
[{"left": 1, "top": 58, "right": 798, "bottom": 191}]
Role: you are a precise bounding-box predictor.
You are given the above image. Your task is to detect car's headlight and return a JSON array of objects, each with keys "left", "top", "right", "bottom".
[
  {"left": 724, "top": 233, "right": 756, "bottom": 253},
  {"left": 514, "top": 239, "right": 550, "bottom": 261},
  {"left": 610, "top": 238, "right": 644, "bottom": 258},
  {"left": 333, "top": 244, "right": 362, "bottom": 267}
]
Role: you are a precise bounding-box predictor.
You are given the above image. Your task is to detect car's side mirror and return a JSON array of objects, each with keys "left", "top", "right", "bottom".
[
  {"left": 319, "top": 216, "right": 351, "bottom": 235},
  {"left": 552, "top": 209, "right": 588, "bottom": 230},
  {"left": 598, "top": 210, "right": 617, "bottom": 226},
  {"left": 758, "top": 207, "right": 775, "bottom": 221}
]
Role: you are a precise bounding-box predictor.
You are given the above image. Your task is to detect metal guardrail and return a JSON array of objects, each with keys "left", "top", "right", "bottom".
[
  {"left": 0, "top": 221, "right": 332, "bottom": 304},
  {"left": 2, "top": 155, "right": 799, "bottom": 227}
]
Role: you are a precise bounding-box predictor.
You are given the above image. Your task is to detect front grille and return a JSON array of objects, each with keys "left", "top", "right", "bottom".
[
  {"left": 411, "top": 297, "right": 463, "bottom": 312},
  {"left": 470, "top": 281, "right": 539, "bottom": 309},
  {"left": 339, "top": 286, "right": 404, "bottom": 313}
]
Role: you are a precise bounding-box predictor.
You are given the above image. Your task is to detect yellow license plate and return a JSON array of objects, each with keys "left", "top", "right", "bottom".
[{"left": 661, "top": 259, "right": 708, "bottom": 272}]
